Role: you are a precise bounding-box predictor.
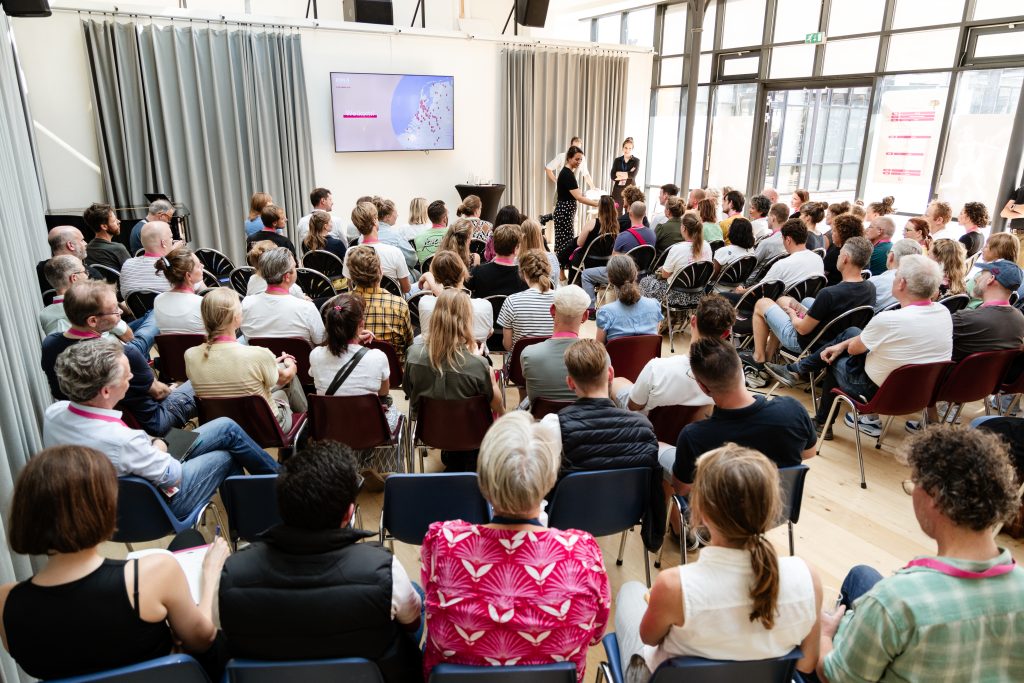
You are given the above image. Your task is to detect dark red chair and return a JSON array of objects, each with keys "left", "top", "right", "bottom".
[
  {"left": 500, "top": 335, "right": 549, "bottom": 405},
  {"left": 995, "top": 350, "right": 1024, "bottom": 415},
  {"left": 530, "top": 397, "right": 574, "bottom": 419},
  {"left": 647, "top": 404, "right": 709, "bottom": 444},
  {"left": 606, "top": 334, "right": 662, "bottom": 383},
  {"left": 197, "top": 395, "right": 306, "bottom": 455},
  {"left": 931, "top": 348, "right": 1020, "bottom": 423},
  {"left": 154, "top": 334, "right": 204, "bottom": 384},
  {"left": 307, "top": 394, "right": 407, "bottom": 472},
  {"left": 247, "top": 337, "right": 315, "bottom": 392},
  {"left": 412, "top": 396, "right": 494, "bottom": 472},
  {"left": 368, "top": 339, "right": 403, "bottom": 388},
  {"left": 818, "top": 361, "right": 955, "bottom": 489}
]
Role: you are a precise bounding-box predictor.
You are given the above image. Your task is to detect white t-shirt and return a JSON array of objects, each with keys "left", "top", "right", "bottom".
[
  {"left": 762, "top": 249, "right": 825, "bottom": 289},
  {"left": 419, "top": 294, "right": 493, "bottom": 342},
  {"left": 401, "top": 223, "right": 431, "bottom": 241},
  {"left": 750, "top": 218, "right": 771, "bottom": 240},
  {"left": 859, "top": 303, "right": 952, "bottom": 386},
  {"left": 629, "top": 355, "right": 714, "bottom": 413},
  {"left": 309, "top": 343, "right": 390, "bottom": 395},
  {"left": 650, "top": 213, "right": 669, "bottom": 230},
  {"left": 246, "top": 273, "right": 305, "bottom": 299},
  {"left": 713, "top": 244, "right": 754, "bottom": 266},
  {"left": 343, "top": 241, "right": 410, "bottom": 282},
  {"left": 663, "top": 241, "right": 713, "bottom": 274},
  {"left": 153, "top": 291, "right": 204, "bottom": 334},
  {"left": 296, "top": 213, "right": 349, "bottom": 245},
  {"left": 241, "top": 293, "right": 326, "bottom": 345}
]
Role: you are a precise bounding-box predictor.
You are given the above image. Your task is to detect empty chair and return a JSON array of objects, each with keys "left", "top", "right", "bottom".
[
  {"left": 224, "top": 658, "right": 384, "bottom": 683},
  {"left": 219, "top": 475, "right": 282, "bottom": 550},
  {"left": 411, "top": 396, "right": 494, "bottom": 472},
  {"left": 378, "top": 473, "right": 489, "bottom": 547},
  {"left": 114, "top": 476, "right": 224, "bottom": 548},
  {"left": 430, "top": 663, "right": 577, "bottom": 683},
  {"left": 606, "top": 334, "right": 662, "bottom": 383},
  {"left": 195, "top": 248, "right": 234, "bottom": 282},
  {"left": 306, "top": 394, "right": 407, "bottom": 472},
  {"left": 154, "top": 334, "right": 204, "bottom": 384},
  {"left": 295, "top": 267, "right": 337, "bottom": 300}
]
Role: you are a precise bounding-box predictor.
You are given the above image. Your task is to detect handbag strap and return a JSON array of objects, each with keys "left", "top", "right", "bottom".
[{"left": 326, "top": 347, "right": 369, "bottom": 396}]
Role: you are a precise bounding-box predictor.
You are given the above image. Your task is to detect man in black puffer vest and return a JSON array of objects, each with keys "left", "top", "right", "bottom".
[
  {"left": 218, "top": 441, "right": 422, "bottom": 682},
  {"left": 540, "top": 339, "right": 666, "bottom": 552}
]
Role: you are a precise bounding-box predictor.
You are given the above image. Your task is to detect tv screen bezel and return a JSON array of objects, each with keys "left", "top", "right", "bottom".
[{"left": 329, "top": 71, "right": 455, "bottom": 153}]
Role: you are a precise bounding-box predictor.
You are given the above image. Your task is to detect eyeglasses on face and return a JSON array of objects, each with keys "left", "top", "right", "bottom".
[{"left": 92, "top": 310, "right": 123, "bottom": 318}]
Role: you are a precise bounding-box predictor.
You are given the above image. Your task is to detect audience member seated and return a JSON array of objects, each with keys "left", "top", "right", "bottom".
[
  {"left": 41, "top": 281, "right": 193, "bottom": 435},
  {"left": 950, "top": 260, "right": 1024, "bottom": 361},
  {"left": 296, "top": 186, "right": 347, "bottom": 244},
  {"left": 818, "top": 426, "right": 1024, "bottom": 682},
  {"left": 455, "top": 194, "right": 493, "bottom": 241},
  {"left": 404, "top": 290, "right": 503, "bottom": 470},
  {"left": 245, "top": 191, "right": 273, "bottom": 237},
  {"left": 482, "top": 204, "right": 523, "bottom": 263},
  {"left": 582, "top": 201, "right": 656, "bottom": 306},
  {"left": 83, "top": 202, "right": 130, "bottom": 271},
  {"left": 43, "top": 339, "right": 278, "bottom": 512},
  {"left": 187, "top": 288, "right": 306, "bottom": 432},
  {"left": 119, "top": 221, "right": 177, "bottom": 299},
  {"left": 902, "top": 216, "right": 932, "bottom": 253},
  {"left": 518, "top": 218, "right": 560, "bottom": 286},
  {"left": 241, "top": 248, "right": 326, "bottom": 347},
  {"left": 416, "top": 250, "right": 492, "bottom": 343},
  {"left": 611, "top": 295, "right": 731, "bottom": 418},
  {"left": 301, "top": 209, "right": 347, "bottom": 261},
  {"left": 0, "top": 445, "right": 230, "bottom": 680},
  {"left": 345, "top": 201, "right": 411, "bottom": 293},
  {"left": 864, "top": 216, "right": 896, "bottom": 276},
  {"left": 823, "top": 214, "right": 865, "bottom": 285},
  {"left": 245, "top": 204, "right": 297, "bottom": 256},
  {"left": 414, "top": 200, "right": 449, "bottom": 264},
  {"left": 711, "top": 217, "right": 754, "bottom": 280},
  {"left": 617, "top": 185, "right": 650, "bottom": 232},
  {"left": 800, "top": 201, "right": 828, "bottom": 251},
  {"left": 153, "top": 246, "right": 205, "bottom": 335},
  {"left": 925, "top": 199, "right": 956, "bottom": 242},
  {"left": 372, "top": 197, "right": 418, "bottom": 270},
  {"left": 966, "top": 232, "right": 1019, "bottom": 305},
  {"left": 539, "top": 339, "right": 666, "bottom": 549},
  {"left": 465, "top": 224, "right": 527, "bottom": 298},
  {"left": 958, "top": 202, "right": 988, "bottom": 258},
  {"left": 246, "top": 240, "right": 305, "bottom": 298},
  {"left": 347, "top": 246, "right": 414, "bottom": 365},
  {"left": 821, "top": 201, "right": 851, "bottom": 248},
  {"left": 520, "top": 284, "right": 590, "bottom": 406},
  {"left": 684, "top": 187, "right": 706, "bottom": 210},
  {"left": 670, "top": 338, "right": 815, "bottom": 496},
  {"left": 565, "top": 195, "right": 618, "bottom": 269},
  {"left": 749, "top": 202, "right": 792, "bottom": 277},
  {"left": 436, "top": 217, "right": 482, "bottom": 271},
  {"left": 498, "top": 250, "right": 557, "bottom": 350},
  {"left": 697, "top": 197, "right": 723, "bottom": 243},
  {"left": 639, "top": 211, "right": 711, "bottom": 309},
  {"left": 719, "top": 190, "right": 745, "bottom": 242},
  {"left": 37, "top": 225, "right": 102, "bottom": 295},
  {"left": 867, "top": 238, "right": 922, "bottom": 311},
  {"left": 219, "top": 441, "right": 421, "bottom": 681},
  {"left": 650, "top": 183, "right": 680, "bottom": 230},
  {"left": 38, "top": 255, "right": 90, "bottom": 335},
  {"left": 930, "top": 237, "right": 968, "bottom": 297},
  {"left": 736, "top": 219, "right": 824, "bottom": 297},
  {"left": 654, "top": 196, "right": 685, "bottom": 253},
  {"left": 403, "top": 196, "right": 431, "bottom": 240},
  {"left": 128, "top": 199, "right": 174, "bottom": 255},
  {"left": 748, "top": 194, "right": 772, "bottom": 240},
  {"left": 615, "top": 444, "right": 821, "bottom": 679},
  {"left": 596, "top": 255, "right": 662, "bottom": 343},
  {"left": 420, "top": 411, "right": 609, "bottom": 681}
]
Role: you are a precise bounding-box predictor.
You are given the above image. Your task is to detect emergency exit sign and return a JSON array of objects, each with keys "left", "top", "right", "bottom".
[{"left": 805, "top": 32, "right": 826, "bottom": 44}]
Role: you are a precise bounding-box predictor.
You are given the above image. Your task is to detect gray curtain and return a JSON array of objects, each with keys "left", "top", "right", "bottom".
[
  {"left": 502, "top": 47, "right": 629, "bottom": 218},
  {"left": 0, "top": 9, "right": 54, "bottom": 683},
  {"left": 83, "top": 20, "right": 315, "bottom": 265}
]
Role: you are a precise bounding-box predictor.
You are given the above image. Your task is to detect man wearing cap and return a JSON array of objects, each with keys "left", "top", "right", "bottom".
[{"left": 952, "top": 259, "right": 1024, "bottom": 361}]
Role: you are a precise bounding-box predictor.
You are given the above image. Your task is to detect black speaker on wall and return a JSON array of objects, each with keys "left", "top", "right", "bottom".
[
  {"left": 344, "top": 0, "right": 393, "bottom": 25},
  {"left": 515, "top": 0, "right": 549, "bottom": 28},
  {"left": 1, "top": 0, "right": 51, "bottom": 17}
]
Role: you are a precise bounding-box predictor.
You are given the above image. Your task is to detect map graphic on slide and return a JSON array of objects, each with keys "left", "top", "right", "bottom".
[{"left": 332, "top": 72, "right": 454, "bottom": 152}]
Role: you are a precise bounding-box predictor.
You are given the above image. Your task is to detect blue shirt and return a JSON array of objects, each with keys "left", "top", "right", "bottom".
[
  {"left": 596, "top": 297, "right": 663, "bottom": 341},
  {"left": 375, "top": 223, "right": 418, "bottom": 269},
  {"left": 614, "top": 226, "right": 656, "bottom": 253},
  {"left": 244, "top": 217, "right": 264, "bottom": 236},
  {"left": 129, "top": 219, "right": 145, "bottom": 255}
]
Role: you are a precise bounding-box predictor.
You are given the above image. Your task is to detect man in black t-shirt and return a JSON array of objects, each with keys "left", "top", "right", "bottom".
[
  {"left": 245, "top": 204, "right": 297, "bottom": 257},
  {"left": 466, "top": 224, "right": 527, "bottom": 299}
]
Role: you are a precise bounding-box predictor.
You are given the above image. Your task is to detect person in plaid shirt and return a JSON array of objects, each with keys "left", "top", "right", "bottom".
[
  {"left": 817, "top": 425, "right": 1024, "bottom": 682},
  {"left": 346, "top": 245, "right": 413, "bottom": 366}
]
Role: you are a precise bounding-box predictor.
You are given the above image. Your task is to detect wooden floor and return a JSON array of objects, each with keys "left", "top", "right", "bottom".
[{"left": 104, "top": 321, "right": 1024, "bottom": 681}]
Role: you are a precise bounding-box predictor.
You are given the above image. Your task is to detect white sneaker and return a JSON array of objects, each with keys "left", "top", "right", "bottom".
[
  {"left": 844, "top": 413, "right": 882, "bottom": 438},
  {"left": 744, "top": 365, "right": 768, "bottom": 389}
]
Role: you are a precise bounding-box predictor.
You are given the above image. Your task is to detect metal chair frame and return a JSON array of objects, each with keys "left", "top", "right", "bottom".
[
  {"left": 662, "top": 260, "right": 715, "bottom": 353},
  {"left": 710, "top": 254, "right": 756, "bottom": 291},
  {"left": 229, "top": 266, "right": 255, "bottom": 296},
  {"left": 195, "top": 247, "right": 234, "bottom": 281},
  {"left": 568, "top": 233, "right": 614, "bottom": 286}
]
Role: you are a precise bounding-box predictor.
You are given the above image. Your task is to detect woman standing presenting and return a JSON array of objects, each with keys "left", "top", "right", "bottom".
[
  {"left": 554, "top": 146, "right": 600, "bottom": 268},
  {"left": 610, "top": 137, "right": 640, "bottom": 215}
]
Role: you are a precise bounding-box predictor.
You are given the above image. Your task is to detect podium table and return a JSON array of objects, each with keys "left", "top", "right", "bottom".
[{"left": 455, "top": 184, "right": 506, "bottom": 225}]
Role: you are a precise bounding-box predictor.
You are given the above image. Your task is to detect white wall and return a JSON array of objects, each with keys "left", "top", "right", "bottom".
[{"left": 12, "top": 3, "right": 652, "bottom": 220}]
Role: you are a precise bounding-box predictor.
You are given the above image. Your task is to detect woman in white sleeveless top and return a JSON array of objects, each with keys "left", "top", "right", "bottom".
[{"left": 614, "top": 444, "right": 822, "bottom": 681}]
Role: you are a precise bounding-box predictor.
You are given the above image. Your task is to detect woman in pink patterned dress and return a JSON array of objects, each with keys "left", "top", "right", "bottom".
[{"left": 421, "top": 412, "right": 610, "bottom": 681}]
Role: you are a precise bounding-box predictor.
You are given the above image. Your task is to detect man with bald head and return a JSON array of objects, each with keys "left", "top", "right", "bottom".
[
  {"left": 129, "top": 199, "right": 174, "bottom": 254},
  {"left": 36, "top": 225, "right": 103, "bottom": 295},
  {"left": 119, "top": 221, "right": 179, "bottom": 299},
  {"left": 866, "top": 216, "right": 896, "bottom": 276},
  {"left": 761, "top": 186, "right": 780, "bottom": 204}
]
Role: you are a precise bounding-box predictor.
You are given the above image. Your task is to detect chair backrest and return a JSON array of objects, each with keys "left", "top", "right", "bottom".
[
  {"left": 800, "top": 306, "right": 874, "bottom": 353},
  {"left": 708, "top": 239, "right": 726, "bottom": 254},
  {"left": 92, "top": 263, "right": 121, "bottom": 285},
  {"left": 42, "top": 288, "right": 56, "bottom": 306},
  {"left": 301, "top": 249, "right": 345, "bottom": 279},
  {"left": 219, "top": 475, "right": 282, "bottom": 546},
  {"left": 861, "top": 269, "right": 872, "bottom": 281},
  {"left": 779, "top": 465, "right": 810, "bottom": 525},
  {"left": 367, "top": 339, "right": 403, "bottom": 387},
  {"left": 1011, "top": 291, "right": 1020, "bottom": 306},
  {"left": 938, "top": 293, "right": 970, "bottom": 314},
  {"left": 382, "top": 473, "right": 491, "bottom": 544},
  {"left": 428, "top": 663, "right": 577, "bottom": 682},
  {"left": 506, "top": 335, "right": 550, "bottom": 387},
  {"left": 296, "top": 267, "right": 337, "bottom": 300},
  {"left": 647, "top": 404, "right": 708, "bottom": 443},
  {"left": 421, "top": 255, "right": 434, "bottom": 274},
  {"left": 625, "top": 244, "right": 657, "bottom": 276},
  {"left": 933, "top": 348, "right": 1021, "bottom": 407},
  {"left": 201, "top": 270, "right": 220, "bottom": 289},
  {"left": 225, "top": 657, "right": 384, "bottom": 683},
  {"left": 650, "top": 648, "right": 802, "bottom": 683},
  {"left": 247, "top": 337, "right": 314, "bottom": 388},
  {"left": 974, "top": 417, "right": 1024, "bottom": 474},
  {"left": 999, "top": 350, "right": 1024, "bottom": 394},
  {"left": 154, "top": 334, "right": 204, "bottom": 383},
  {"left": 307, "top": 394, "right": 393, "bottom": 448},
  {"left": 229, "top": 266, "right": 255, "bottom": 296},
  {"left": 547, "top": 468, "right": 650, "bottom": 537},
  {"left": 407, "top": 290, "right": 431, "bottom": 333},
  {"left": 197, "top": 395, "right": 289, "bottom": 448},
  {"left": 415, "top": 396, "right": 494, "bottom": 451},
  {"left": 469, "top": 238, "right": 488, "bottom": 257},
  {"left": 484, "top": 294, "right": 509, "bottom": 352},
  {"left": 195, "top": 247, "right": 234, "bottom": 281},
  {"left": 52, "top": 654, "right": 209, "bottom": 683},
  {"left": 125, "top": 289, "right": 160, "bottom": 318},
  {"left": 878, "top": 301, "right": 901, "bottom": 313},
  {"left": 570, "top": 233, "right": 615, "bottom": 284},
  {"left": 734, "top": 279, "right": 785, "bottom": 319},
  {"left": 112, "top": 477, "right": 182, "bottom": 543},
  {"left": 606, "top": 334, "right": 662, "bottom": 383},
  {"left": 715, "top": 255, "right": 757, "bottom": 288},
  {"left": 751, "top": 252, "right": 788, "bottom": 282},
  {"left": 380, "top": 274, "right": 404, "bottom": 297},
  {"left": 857, "top": 361, "right": 955, "bottom": 414},
  {"left": 651, "top": 248, "right": 671, "bottom": 274},
  {"left": 666, "top": 260, "right": 715, "bottom": 295},
  {"left": 811, "top": 247, "right": 826, "bottom": 257},
  {"left": 783, "top": 274, "right": 826, "bottom": 301},
  {"left": 530, "top": 397, "right": 574, "bottom": 419}
]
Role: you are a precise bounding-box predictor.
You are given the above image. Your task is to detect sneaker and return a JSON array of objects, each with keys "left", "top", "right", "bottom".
[
  {"left": 815, "top": 421, "right": 834, "bottom": 441},
  {"left": 844, "top": 413, "right": 883, "bottom": 438},
  {"left": 905, "top": 419, "right": 923, "bottom": 434},
  {"left": 738, "top": 349, "right": 759, "bottom": 367},
  {"left": 744, "top": 365, "right": 768, "bottom": 389},
  {"left": 765, "top": 362, "right": 802, "bottom": 388}
]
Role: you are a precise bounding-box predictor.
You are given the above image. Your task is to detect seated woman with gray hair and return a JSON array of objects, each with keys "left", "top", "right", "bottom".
[{"left": 420, "top": 411, "right": 610, "bottom": 681}]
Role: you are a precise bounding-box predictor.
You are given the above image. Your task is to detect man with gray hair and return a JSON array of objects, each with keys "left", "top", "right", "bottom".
[
  {"left": 36, "top": 225, "right": 102, "bottom": 295},
  {"left": 869, "top": 238, "right": 923, "bottom": 310},
  {"left": 120, "top": 221, "right": 178, "bottom": 299},
  {"left": 520, "top": 284, "right": 591, "bottom": 407},
  {"left": 866, "top": 215, "right": 897, "bottom": 276},
  {"left": 43, "top": 338, "right": 278, "bottom": 515},
  {"left": 580, "top": 201, "right": 656, "bottom": 306},
  {"left": 38, "top": 255, "right": 89, "bottom": 335},
  {"left": 748, "top": 194, "right": 773, "bottom": 240},
  {"left": 129, "top": 198, "right": 174, "bottom": 254},
  {"left": 241, "top": 248, "right": 325, "bottom": 345}
]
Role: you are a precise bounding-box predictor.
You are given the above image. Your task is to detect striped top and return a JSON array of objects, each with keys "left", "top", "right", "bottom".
[
  {"left": 497, "top": 287, "right": 556, "bottom": 348},
  {"left": 184, "top": 342, "right": 278, "bottom": 411},
  {"left": 119, "top": 256, "right": 170, "bottom": 299}
]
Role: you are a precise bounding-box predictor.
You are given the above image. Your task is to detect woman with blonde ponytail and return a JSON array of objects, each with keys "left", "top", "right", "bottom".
[
  {"left": 612, "top": 444, "right": 821, "bottom": 681},
  {"left": 496, "top": 250, "right": 556, "bottom": 350}
]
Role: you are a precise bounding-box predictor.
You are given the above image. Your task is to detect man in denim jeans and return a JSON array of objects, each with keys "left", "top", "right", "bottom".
[{"left": 42, "top": 338, "right": 278, "bottom": 519}]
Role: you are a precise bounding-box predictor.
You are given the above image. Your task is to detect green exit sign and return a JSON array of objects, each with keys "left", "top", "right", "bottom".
[{"left": 805, "top": 32, "right": 826, "bottom": 44}]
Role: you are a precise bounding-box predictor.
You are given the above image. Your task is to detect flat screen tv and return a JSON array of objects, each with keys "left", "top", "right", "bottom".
[{"left": 331, "top": 72, "right": 454, "bottom": 152}]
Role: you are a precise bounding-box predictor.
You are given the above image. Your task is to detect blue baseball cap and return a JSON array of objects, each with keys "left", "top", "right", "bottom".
[{"left": 976, "top": 259, "right": 1023, "bottom": 291}]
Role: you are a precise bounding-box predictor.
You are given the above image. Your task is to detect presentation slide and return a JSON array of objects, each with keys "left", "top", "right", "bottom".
[{"left": 331, "top": 72, "right": 454, "bottom": 152}]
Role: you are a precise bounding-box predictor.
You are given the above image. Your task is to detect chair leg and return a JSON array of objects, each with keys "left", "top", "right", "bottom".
[
  {"left": 846, "top": 402, "right": 867, "bottom": 489},
  {"left": 643, "top": 548, "right": 652, "bottom": 588},
  {"left": 615, "top": 530, "right": 628, "bottom": 566},
  {"left": 667, "top": 307, "right": 675, "bottom": 353},
  {"left": 875, "top": 414, "right": 895, "bottom": 449},
  {"left": 654, "top": 506, "right": 673, "bottom": 569},
  {"left": 788, "top": 521, "right": 795, "bottom": 556},
  {"left": 126, "top": 542, "right": 135, "bottom": 552},
  {"left": 764, "top": 380, "right": 779, "bottom": 399}
]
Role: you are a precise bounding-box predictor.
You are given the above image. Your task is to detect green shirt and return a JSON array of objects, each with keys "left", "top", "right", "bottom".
[
  {"left": 414, "top": 226, "right": 448, "bottom": 264},
  {"left": 825, "top": 549, "right": 1024, "bottom": 682},
  {"left": 702, "top": 221, "right": 723, "bottom": 243},
  {"left": 654, "top": 218, "right": 684, "bottom": 253}
]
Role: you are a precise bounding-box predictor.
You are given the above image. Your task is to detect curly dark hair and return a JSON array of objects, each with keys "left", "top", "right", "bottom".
[
  {"left": 961, "top": 202, "right": 989, "bottom": 228},
  {"left": 277, "top": 440, "right": 360, "bottom": 529},
  {"left": 904, "top": 425, "right": 1019, "bottom": 531}
]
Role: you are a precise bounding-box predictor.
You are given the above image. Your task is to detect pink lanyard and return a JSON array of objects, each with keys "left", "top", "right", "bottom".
[
  {"left": 494, "top": 256, "right": 515, "bottom": 265},
  {"left": 66, "top": 328, "right": 100, "bottom": 339},
  {"left": 67, "top": 404, "right": 128, "bottom": 428},
  {"left": 552, "top": 332, "right": 579, "bottom": 339},
  {"left": 903, "top": 557, "right": 1016, "bottom": 579},
  {"left": 905, "top": 300, "right": 932, "bottom": 307},
  {"left": 213, "top": 335, "right": 236, "bottom": 343},
  {"left": 981, "top": 300, "right": 1011, "bottom": 308},
  {"left": 266, "top": 286, "right": 289, "bottom": 295}
]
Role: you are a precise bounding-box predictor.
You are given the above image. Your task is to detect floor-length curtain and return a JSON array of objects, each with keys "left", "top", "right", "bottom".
[
  {"left": 0, "top": 9, "right": 55, "bottom": 683},
  {"left": 83, "top": 20, "right": 315, "bottom": 265},
  {"left": 502, "top": 47, "right": 628, "bottom": 219}
]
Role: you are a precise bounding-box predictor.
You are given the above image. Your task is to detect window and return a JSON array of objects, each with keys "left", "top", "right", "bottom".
[
  {"left": 662, "top": 3, "right": 687, "bottom": 55},
  {"left": 827, "top": 0, "right": 885, "bottom": 37},
  {"left": 823, "top": 37, "right": 881, "bottom": 75},
  {"left": 699, "top": 53, "right": 713, "bottom": 83},
  {"left": 770, "top": 43, "right": 815, "bottom": 79},
  {"left": 720, "top": 54, "right": 760, "bottom": 78},
  {"left": 887, "top": 28, "right": 960, "bottom": 72},
  {"left": 973, "top": 0, "right": 1024, "bottom": 21},
  {"left": 721, "top": 0, "right": 766, "bottom": 49},
  {"left": 773, "top": 0, "right": 822, "bottom": 44},
  {"left": 974, "top": 31, "right": 1024, "bottom": 59},
  {"left": 892, "top": 0, "right": 965, "bottom": 29},
  {"left": 595, "top": 14, "right": 621, "bottom": 44},
  {"left": 690, "top": 86, "right": 711, "bottom": 185},
  {"left": 649, "top": 89, "right": 683, "bottom": 184},
  {"left": 707, "top": 83, "right": 758, "bottom": 190},
  {"left": 701, "top": 0, "right": 718, "bottom": 52},
  {"left": 625, "top": 7, "right": 655, "bottom": 48},
  {"left": 660, "top": 57, "right": 685, "bottom": 86}
]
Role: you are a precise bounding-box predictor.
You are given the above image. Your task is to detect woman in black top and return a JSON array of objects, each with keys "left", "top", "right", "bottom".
[
  {"left": 0, "top": 445, "right": 229, "bottom": 680},
  {"left": 302, "top": 209, "right": 347, "bottom": 261},
  {"left": 555, "top": 145, "right": 600, "bottom": 267},
  {"left": 610, "top": 137, "right": 640, "bottom": 215}
]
